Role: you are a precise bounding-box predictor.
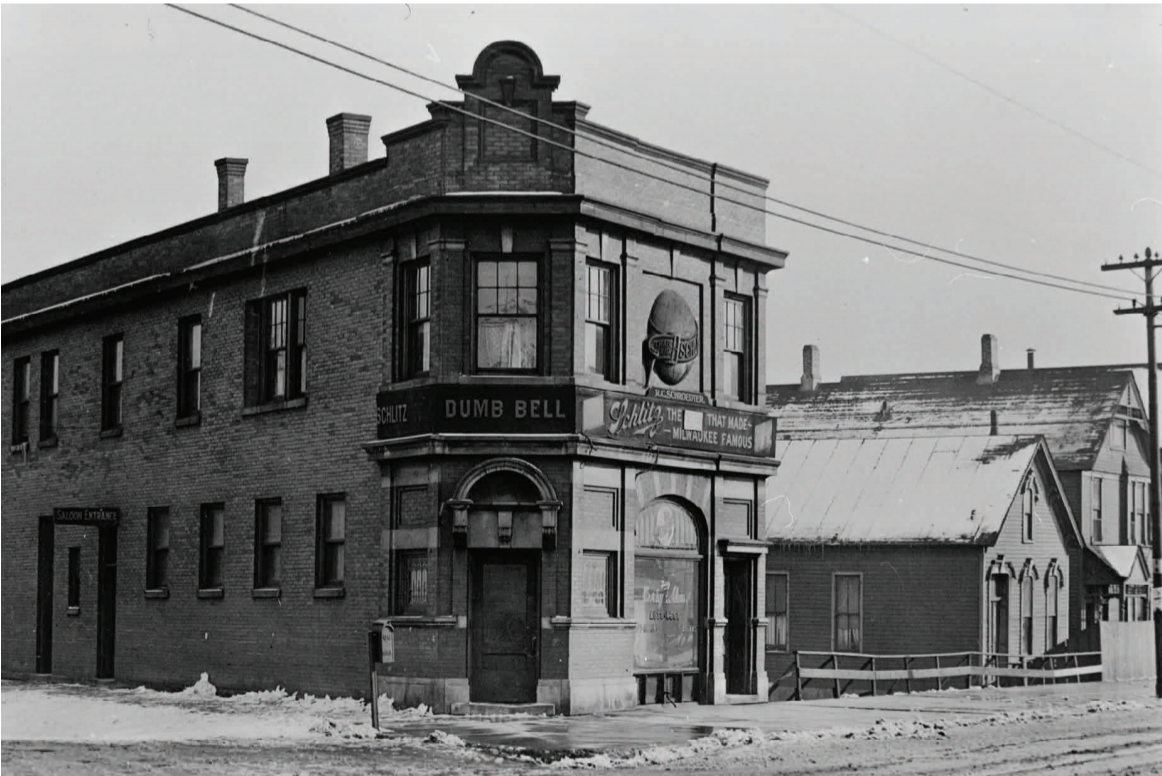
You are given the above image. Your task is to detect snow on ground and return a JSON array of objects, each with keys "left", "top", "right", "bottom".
[{"left": 1, "top": 673, "right": 426, "bottom": 743}]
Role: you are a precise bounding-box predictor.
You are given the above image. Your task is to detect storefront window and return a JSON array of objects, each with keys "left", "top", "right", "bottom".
[
  {"left": 634, "top": 556, "right": 699, "bottom": 671},
  {"left": 633, "top": 499, "right": 702, "bottom": 672}
]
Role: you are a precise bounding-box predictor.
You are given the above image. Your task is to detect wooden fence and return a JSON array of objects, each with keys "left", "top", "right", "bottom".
[{"left": 792, "top": 650, "right": 1103, "bottom": 700}]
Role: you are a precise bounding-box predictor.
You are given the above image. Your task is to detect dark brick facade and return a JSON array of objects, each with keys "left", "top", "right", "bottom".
[{"left": 3, "top": 42, "right": 786, "bottom": 714}]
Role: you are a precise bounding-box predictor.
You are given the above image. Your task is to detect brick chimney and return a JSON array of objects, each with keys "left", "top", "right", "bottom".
[
  {"left": 215, "top": 158, "right": 248, "bottom": 212},
  {"left": 976, "top": 334, "right": 1000, "bottom": 385},
  {"left": 800, "top": 344, "right": 821, "bottom": 392},
  {"left": 326, "top": 113, "right": 372, "bottom": 175},
  {"left": 1026, "top": 348, "right": 1036, "bottom": 369}
]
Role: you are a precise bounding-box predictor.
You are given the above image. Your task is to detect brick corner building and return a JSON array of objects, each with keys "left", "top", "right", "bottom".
[{"left": 2, "top": 41, "right": 787, "bottom": 714}]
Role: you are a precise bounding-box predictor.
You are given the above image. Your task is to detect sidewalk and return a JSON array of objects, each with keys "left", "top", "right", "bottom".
[{"left": 381, "top": 680, "right": 1162, "bottom": 752}]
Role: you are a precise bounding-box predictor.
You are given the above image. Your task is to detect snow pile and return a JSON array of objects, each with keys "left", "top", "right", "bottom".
[{"left": 177, "top": 671, "right": 217, "bottom": 698}]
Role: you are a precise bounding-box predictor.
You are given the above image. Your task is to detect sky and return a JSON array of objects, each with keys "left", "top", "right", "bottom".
[{"left": 2, "top": 3, "right": 1159, "bottom": 384}]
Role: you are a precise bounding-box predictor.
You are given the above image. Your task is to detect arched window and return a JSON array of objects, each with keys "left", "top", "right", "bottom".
[
  {"left": 1045, "top": 569, "right": 1061, "bottom": 647},
  {"left": 1021, "top": 573, "right": 1035, "bottom": 655},
  {"left": 1022, "top": 478, "right": 1038, "bottom": 543}
]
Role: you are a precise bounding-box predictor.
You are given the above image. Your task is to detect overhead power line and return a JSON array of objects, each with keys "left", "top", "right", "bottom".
[
  {"left": 826, "top": 5, "right": 1162, "bottom": 179},
  {"left": 165, "top": 4, "right": 1137, "bottom": 304},
  {"left": 227, "top": 3, "right": 1135, "bottom": 299}
]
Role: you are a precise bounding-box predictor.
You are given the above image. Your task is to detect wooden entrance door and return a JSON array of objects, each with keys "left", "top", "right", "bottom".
[
  {"left": 96, "top": 525, "right": 117, "bottom": 679},
  {"left": 723, "top": 557, "right": 753, "bottom": 694},
  {"left": 470, "top": 551, "right": 538, "bottom": 703},
  {"left": 36, "top": 516, "right": 54, "bottom": 674}
]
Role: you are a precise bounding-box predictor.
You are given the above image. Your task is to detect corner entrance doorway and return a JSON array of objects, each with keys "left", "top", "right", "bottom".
[{"left": 469, "top": 550, "right": 539, "bottom": 703}]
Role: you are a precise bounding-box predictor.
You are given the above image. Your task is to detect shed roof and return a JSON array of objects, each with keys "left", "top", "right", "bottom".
[
  {"left": 768, "top": 366, "right": 1140, "bottom": 471},
  {"left": 764, "top": 436, "right": 1052, "bottom": 545}
]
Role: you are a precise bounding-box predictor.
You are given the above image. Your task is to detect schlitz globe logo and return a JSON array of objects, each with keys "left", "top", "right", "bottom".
[{"left": 642, "top": 289, "right": 700, "bottom": 387}]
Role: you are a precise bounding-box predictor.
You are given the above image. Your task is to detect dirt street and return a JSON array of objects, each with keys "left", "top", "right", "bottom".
[{"left": 4, "top": 698, "right": 1161, "bottom": 775}]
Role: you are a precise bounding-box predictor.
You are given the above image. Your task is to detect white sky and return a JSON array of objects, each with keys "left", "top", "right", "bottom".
[{"left": 2, "top": 3, "right": 1159, "bottom": 383}]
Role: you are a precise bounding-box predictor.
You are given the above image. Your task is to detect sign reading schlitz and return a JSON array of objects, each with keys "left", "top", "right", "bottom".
[{"left": 584, "top": 391, "right": 775, "bottom": 457}]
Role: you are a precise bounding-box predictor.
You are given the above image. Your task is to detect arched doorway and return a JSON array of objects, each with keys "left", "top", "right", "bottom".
[
  {"left": 448, "top": 459, "right": 560, "bottom": 704},
  {"left": 633, "top": 498, "right": 704, "bottom": 703}
]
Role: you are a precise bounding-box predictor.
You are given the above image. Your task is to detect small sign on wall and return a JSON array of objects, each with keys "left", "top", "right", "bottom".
[{"left": 379, "top": 623, "right": 395, "bottom": 664}]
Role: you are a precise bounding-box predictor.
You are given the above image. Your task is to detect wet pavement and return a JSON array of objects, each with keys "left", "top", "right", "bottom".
[{"left": 380, "top": 679, "right": 1162, "bottom": 753}]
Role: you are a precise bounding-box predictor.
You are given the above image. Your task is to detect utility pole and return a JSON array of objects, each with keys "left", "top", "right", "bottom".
[{"left": 1103, "top": 246, "right": 1162, "bottom": 697}]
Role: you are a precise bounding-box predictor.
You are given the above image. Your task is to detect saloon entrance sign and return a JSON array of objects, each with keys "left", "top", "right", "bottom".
[
  {"left": 53, "top": 507, "right": 121, "bottom": 526},
  {"left": 376, "top": 385, "right": 776, "bottom": 459}
]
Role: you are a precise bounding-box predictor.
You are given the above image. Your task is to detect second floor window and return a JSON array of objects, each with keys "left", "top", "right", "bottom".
[
  {"left": 246, "top": 290, "right": 306, "bottom": 404},
  {"left": 1022, "top": 479, "right": 1037, "bottom": 542},
  {"left": 402, "top": 262, "right": 431, "bottom": 378},
  {"left": 477, "top": 258, "right": 538, "bottom": 372},
  {"left": 254, "top": 499, "right": 282, "bottom": 589},
  {"left": 1131, "top": 481, "right": 1147, "bottom": 545},
  {"left": 146, "top": 507, "right": 170, "bottom": 591},
  {"left": 12, "top": 356, "right": 31, "bottom": 445},
  {"left": 1091, "top": 477, "right": 1103, "bottom": 543},
  {"left": 39, "top": 351, "right": 59, "bottom": 441},
  {"left": 723, "top": 295, "right": 751, "bottom": 402},
  {"left": 101, "top": 335, "right": 123, "bottom": 431},
  {"left": 585, "top": 263, "right": 616, "bottom": 381},
  {"left": 177, "top": 316, "right": 202, "bottom": 419}
]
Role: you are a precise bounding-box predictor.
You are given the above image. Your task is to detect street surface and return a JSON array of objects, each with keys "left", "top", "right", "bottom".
[{"left": 3, "top": 678, "right": 1161, "bottom": 774}]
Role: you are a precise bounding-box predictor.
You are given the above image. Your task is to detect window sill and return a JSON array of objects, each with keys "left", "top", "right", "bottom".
[
  {"left": 67, "top": 606, "right": 81, "bottom": 617},
  {"left": 38, "top": 435, "right": 59, "bottom": 449},
  {"left": 197, "top": 588, "right": 224, "bottom": 600},
  {"left": 99, "top": 427, "right": 123, "bottom": 439},
  {"left": 765, "top": 646, "right": 789, "bottom": 654},
  {"left": 252, "top": 587, "right": 281, "bottom": 599},
  {"left": 144, "top": 589, "right": 169, "bottom": 600},
  {"left": 313, "top": 587, "right": 345, "bottom": 599},
  {"left": 379, "top": 615, "right": 457, "bottom": 628},
  {"left": 175, "top": 413, "right": 201, "bottom": 428},
  {"left": 242, "top": 397, "right": 308, "bottom": 417}
]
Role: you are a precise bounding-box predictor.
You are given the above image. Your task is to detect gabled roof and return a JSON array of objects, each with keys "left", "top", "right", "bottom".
[
  {"left": 768, "top": 366, "right": 1142, "bottom": 471},
  {"left": 1089, "top": 545, "right": 1150, "bottom": 582},
  {"left": 764, "top": 436, "right": 1069, "bottom": 545}
]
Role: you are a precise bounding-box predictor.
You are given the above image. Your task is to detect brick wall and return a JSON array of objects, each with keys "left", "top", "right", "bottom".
[{"left": 3, "top": 244, "right": 387, "bottom": 697}]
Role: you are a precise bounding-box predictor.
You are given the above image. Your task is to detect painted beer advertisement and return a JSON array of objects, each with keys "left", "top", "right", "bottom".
[{"left": 633, "top": 557, "right": 699, "bottom": 671}]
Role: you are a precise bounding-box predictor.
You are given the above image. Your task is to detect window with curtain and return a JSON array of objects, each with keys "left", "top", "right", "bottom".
[
  {"left": 585, "top": 262, "right": 616, "bottom": 381},
  {"left": 766, "top": 572, "right": 788, "bottom": 651},
  {"left": 476, "top": 258, "right": 538, "bottom": 371},
  {"left": 834, "top": 574, "right": 861, "bottom": 652}
]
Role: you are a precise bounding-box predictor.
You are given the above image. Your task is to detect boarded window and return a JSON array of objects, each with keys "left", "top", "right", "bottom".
[{"left": 579, "top": 551, "right": 615, "bottom": 617}]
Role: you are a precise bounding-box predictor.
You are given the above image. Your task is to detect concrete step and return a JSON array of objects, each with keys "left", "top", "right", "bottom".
[{"left": 450, "top": 701, "right": 555, "bottom": 716}]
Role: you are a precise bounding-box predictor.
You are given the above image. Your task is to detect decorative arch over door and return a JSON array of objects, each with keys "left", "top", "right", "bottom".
[{"left": 446, "top": 457, "right": 561, "bottom": 548}]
